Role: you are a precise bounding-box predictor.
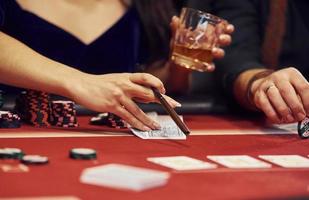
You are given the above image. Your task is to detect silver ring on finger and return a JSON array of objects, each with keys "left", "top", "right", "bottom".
[{"left": 265, "top": 85, "right": 276, "bottom": 94}]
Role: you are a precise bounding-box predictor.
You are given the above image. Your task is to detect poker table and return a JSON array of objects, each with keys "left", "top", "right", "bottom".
[{"left": 1, "top": 111, "right": 309, "bottom": 200}]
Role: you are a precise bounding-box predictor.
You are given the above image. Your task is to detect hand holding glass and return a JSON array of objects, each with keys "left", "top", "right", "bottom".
[{"left": 171, "top": 8, "right": 227, "bottom": 72}]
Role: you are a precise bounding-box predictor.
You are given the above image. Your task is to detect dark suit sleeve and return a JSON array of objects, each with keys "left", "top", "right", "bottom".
[{"left": 213, "top": 0, "right": 266, "bottom": 98}]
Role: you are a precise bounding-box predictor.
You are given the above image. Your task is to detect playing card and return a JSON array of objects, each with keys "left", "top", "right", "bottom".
[
  {"left": 259, "top": 155, "right": 309, "bottom": 168},
  {"left": 130, "top": 114, "right": 186, "bottom": 140},
  {"left": 147, "top": 156, "right": 217, "bottom": 170},
  {"left": 207, "top": 155, "right": 272, "bottom": 169},
  {"left": 80, "top": 163, "right": 170, "bottom": 191}
]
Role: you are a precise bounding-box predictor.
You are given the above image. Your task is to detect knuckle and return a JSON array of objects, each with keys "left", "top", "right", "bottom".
[
  {"left": 143, "top": 92, "right": 154, "bottom": 100},
  {"left": 271, "top": 73, "right": 281, "bottom": 82},
  {"left": 130, "top": 119, "right": 143, "bottom": 129},
  {"left": 278, "top": 88, "right": 289, "bottom": 97},
  {"left": 277, "top": 106, "right": 289, "bottom": 115},
  {"left": 111, "top": 89, "right": 123, "bottom": 99},
  {"left": 298, "top": 83, "right": 309, "bottom": 91},
  {"left": 290, "top": 105, "right": 302, "bottom": 114},
  {"left": 132, "top": 106, "right": 142, "bottom": 115},
  {"left": 105, "top": 100, "right": 117, "bottom": 109},
  {"left": 286, "top": 67, "right": 298, "bottom": 73},
  {"left": 140, "top": 73, "right": 149, "bottom": 82},
  {"left": 267, "top": 112, "right": 278, "bottom": 121}
]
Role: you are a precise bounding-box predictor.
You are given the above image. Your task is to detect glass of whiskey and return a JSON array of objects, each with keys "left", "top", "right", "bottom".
[{"left": 171, "top": 7, "right": 227, "bottom": 72}]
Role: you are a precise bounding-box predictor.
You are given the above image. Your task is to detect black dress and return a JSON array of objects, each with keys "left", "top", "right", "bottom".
[{"left": 0, "top": 0, "right": 148, "bottom": 92}]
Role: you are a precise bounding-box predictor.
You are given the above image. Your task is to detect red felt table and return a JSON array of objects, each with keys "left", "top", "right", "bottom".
[{"left": 0, "top": 115, "right": 309, "bottom": 200}]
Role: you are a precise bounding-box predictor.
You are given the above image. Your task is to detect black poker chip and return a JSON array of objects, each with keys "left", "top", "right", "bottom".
[
  {"left": 90, "top": 113, "right": 127, "bottom": 129},
  {"left": 0, "top": 111, "right": 21, "bottom": 128},
  {"left": 298, "top": 117, "right": 309, "bottom": 139},
  {"left": 0, "top": 148, "right": 24, "bottom": 159},
  {"left": 69, "top": 148, "right": 97, "bottom": 160},
  {"left": 14, "top": 90, "right": 51, "bottom": 127},
  {"left": 21, "top": 155, "right": 49, "bottom": 165},
  {"left": 51, "top": 100, "right": 79, "bottom": 127}
]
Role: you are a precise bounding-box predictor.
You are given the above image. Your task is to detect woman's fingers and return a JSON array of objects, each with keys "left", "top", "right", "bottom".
[
  {"left": 129, "top": 73, "right": 165, "bottom": 94},
  {"left": 126, "top": 83, "right": 156, "bottom": 102},
  {"left": 113, "top": 105, "right": 152, "bottom": 131},
  {"left": 162, "top": 94, "right": 182, "bottom": 108},
  {"left": 119, "top": 96, "right": 160, "bottom": 130}
]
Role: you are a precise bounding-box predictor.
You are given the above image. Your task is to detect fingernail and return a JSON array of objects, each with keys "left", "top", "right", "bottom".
[
  {"left": 153, "top": 122, "right": 161, "bottom": 130},
  {"left": 174, "top": 102, "right": 182, "bottom": 107},
  {"left": 219, "top": 35, "right": 225, "bottom": 40},
  {"left": 212, "top": 47, "right": 219, "bottom": 53},
  {"left": 286, "top": 114, "right": 294, "bottom": 123},
  {"left": 162, "top": 87, "right": 166, "bottom": 94},
  {"left": 297, "top": 113, "right": 306, "bottom": 121},
  {"left": 143, "top": 126, "right": 151, "bottom": 131}
]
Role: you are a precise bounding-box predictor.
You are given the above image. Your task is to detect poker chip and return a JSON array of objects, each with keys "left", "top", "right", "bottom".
[
  {"left": 298, "top": 117, "right": 309, "bottom": 139},
  {"left": 15, "top": 90, "right": 51, "bottom": 127},
  {"left": 69, "top": 148, "right": 97, "bottom": 160},
  {"left": 0, "top": 111, "right": 21, "bottom": 128},
  {"left": 90, "top": 113, "right": 127, "bottom": 129},
  {"left": 51, "top": 101, "right": 79, "bottom": 128},
  {"left": 21, "top": 155, "right": 49, "bottom": 165},
  {"left": 0, "top": 148, "right": 24, "bottom": 159}
]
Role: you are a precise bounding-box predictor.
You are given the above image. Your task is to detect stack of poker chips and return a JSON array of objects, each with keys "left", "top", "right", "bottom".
[
  {"left": 51, "top": 100, "right": 79, "bottom": 128},
  {"left": 0, "top": 111, "right": 21, "bottom": 128},
  {"left": 90, "top": 113, "right": 127, "bottom": 129},
  {"left": 15, "top": 90, "right": 51, "bottom": 127}
]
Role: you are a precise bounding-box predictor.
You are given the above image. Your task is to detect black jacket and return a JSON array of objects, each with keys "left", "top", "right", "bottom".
[{"left": 188, "top": 0, "right": 309, "bottom": 98}]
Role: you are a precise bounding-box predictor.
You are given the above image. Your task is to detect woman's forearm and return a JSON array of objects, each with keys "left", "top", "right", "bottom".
[{"left": 0, "top": 31, "right": 83, "bottom": 97}]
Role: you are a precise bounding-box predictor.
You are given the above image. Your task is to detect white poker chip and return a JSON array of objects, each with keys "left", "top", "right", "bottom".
[
  {"left": 0, "top": 148, "right": 24, "bottom": 159},
  {"left": 0, "top": 149, "right": 9, "bottom": 155},
  {"left": 70, "top": 148, "right": 97, "bottom": 160},
  {"left": 3, "top": 148, "right": 23, "bottom": 154},
  {"left": 71, "top": 148, "right": 95, "bottom": 155},
  {"left": 21, "top": 155, "right": 49, "bottom": 164}
]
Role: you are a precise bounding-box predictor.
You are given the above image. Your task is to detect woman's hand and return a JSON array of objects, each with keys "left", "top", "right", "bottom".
[
  {"left": 68, "top": 72, "right": 180, "bottom": 131},
  {"left": 250, "top": 67, "right": 309, "bottom": 123}
]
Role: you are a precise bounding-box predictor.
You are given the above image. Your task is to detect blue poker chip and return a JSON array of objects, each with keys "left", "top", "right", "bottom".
[{"left": 298, "top": 117, "right": 309, "bottom": 139}]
